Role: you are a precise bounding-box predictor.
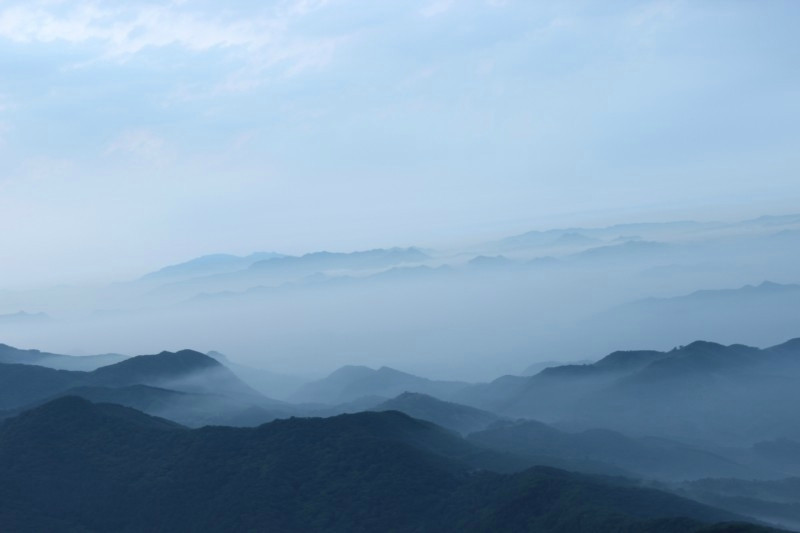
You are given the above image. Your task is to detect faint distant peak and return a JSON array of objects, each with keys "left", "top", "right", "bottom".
[
  {"left": 366, "top": 264, "right": 453, "bottom": 282},
  {"left": 743, "top": 213, "right": 800, "bottom": 226},
  {"left": 0, "top": 311, "right": 52, "bottom": 323},
  {"left": 573, "top": 240, "right": 670, "bottom": 259},
  {"left": 92, "top": 349, "right": 223, "bottom": 380},
  {"left": 551, "top": 232, "right": 599, "bottom": 246},
  {"left": 249, "top": 247, "right": 430, "bottom": 272},
  {"left": 767, "top": 337, "right": 800, "bottom": 354},
  {"left": 672, "top": 340, "right": 729, "bottom": 353},
  {"left": 375, "top": 366, "right": 417, "bottom": 378},
  {"left": 523, "top": 359, "right": 593, "bottom": 376},
  {"left": 468, "top": 255, "right": 514, "bottom": 267},
  {"left": 490, "top": 219, "right": 707, "bottom": 251},
  {"left": 140, "top": 252, "right": 284, "bottom": 281},
  {"left": 677, "top": 280, "right": 800, "bottom": 300},
  {"left": 206, "top": 350, "right": 230, "bottom": 363},
  {"left": 326, "top": 365, "right": 376, "bottom": 379}
]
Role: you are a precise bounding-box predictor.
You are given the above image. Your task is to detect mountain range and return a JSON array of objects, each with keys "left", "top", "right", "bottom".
[
  {"left": 0, "top": 343, "right": 127, "bottom": 371},
  {"left": 290, "top": 364, "right": 470, "bottom": 405},
  {"left": 480, "top": 338, "right": 800, "bottom": 447},
  {"left": 140, "top": 252, "right": 284, "bottom": 282},
  {"left": 0, "top": 396, "right": 777, "bottom": 532},
  {"left": 583, "top": 281, "right": 800, "bottom": 352},
  {"left": 0, "top": 335, "right": 799, "bottom": 529},
  {"left": 372, "top": 392, "right": 502, "bottom": 435},
  {"left": 0, "top": 348, "right": 291, "bottom": 427}
]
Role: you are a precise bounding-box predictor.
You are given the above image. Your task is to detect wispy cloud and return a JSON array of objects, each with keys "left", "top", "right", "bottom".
[
  {"left": 628, "top": 0, "right": 681, "bottom": 27},
  {"left": 0, "top": 93, "right": 12, "bottom": 112},
  {"left": 0, "top": 94, "right": 11, "bottom": 146},
  {"left": 420, "top": 0, "right": 455, "bottom": 18},
  {"left": 106, "top": 128, "right": 168, "bottom": 163},
  {"left": 0, "top": 0, "right": 341, "bottom": 81}
]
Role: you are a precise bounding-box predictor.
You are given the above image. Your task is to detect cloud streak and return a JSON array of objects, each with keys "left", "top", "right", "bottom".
[{"left": 0, "top": 0, "right": 340, "bottom": 79}]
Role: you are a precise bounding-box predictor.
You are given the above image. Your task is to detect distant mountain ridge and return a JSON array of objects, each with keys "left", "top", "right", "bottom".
[
  {"left": 583, "top": 281, "right": 800, "bottom": 353},
  {"left": 0, "top": 343, "right": 128, "bottom": 371},
  {"left": 487, "top": 213, "right": 800, "bottom": 252},
  {"left": 291, "top": 364, "right": 470, "bottom": 405},
  {"left": 206, "top": 351, "right": 308, "bottom": 401},
  {"left": 146, "top": 246, "right": 432, "bottom": 300},
  {"left": 0, "top": 311, "right": 52, "bottom": 324},
  {"left": 638, "top": 281, "right": 800, "bottom": 305},
  {"left": 249, "top": 247, "right": 429, "bottom": 273},
  {"left": 373, "top": 392, "right": 502, "bottom": 434},
  {"left": 140, "top": 252, "right": 284, "bottom": 281},
  {"left": 488, "top": 220, "right": 707, "bottom": 252}
]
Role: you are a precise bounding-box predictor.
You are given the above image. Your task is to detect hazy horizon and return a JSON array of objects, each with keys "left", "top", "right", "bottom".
[
  {"left": 1, "top": 206, "right": 798, "bottom": 290},
  {"left": 1, "top": 0, "right": 799, "bottom": 288}
]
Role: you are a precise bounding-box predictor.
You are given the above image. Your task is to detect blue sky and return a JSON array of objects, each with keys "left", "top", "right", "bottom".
[{"left": 0, "top": 0, "right": 798, "bottom": 286}]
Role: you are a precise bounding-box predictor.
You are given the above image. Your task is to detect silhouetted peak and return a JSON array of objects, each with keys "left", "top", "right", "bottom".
[
  {"left": 552, "top": 232, "right": 598, "bottom": 245},
  {"left": 376, "top": 366, "right": 416, "bottom": 378},
  {"left": 123, "top": 349, "right": 220, "bottom": 368},
  {"left": 250, "top": 247, "right": 429, "bottom": 270},
  {"left": 89, "top": 349, "right": 247, "bottom": 393},
  {"left": 775, "top": 337, "right": 800, "bottom": 348},
  {"left": 31, "top": 394, "right": 93, "bottom": 412},
  {"left": 752, "top": 280, "right": 800, "bottom": 292},
  {"left": 393, "top": 391, "right": 427, "bottom": 401},
  {"left": 3, "top": 396, "right": 183, "bottom": 434},
  {"left": 593, "top": 349, "right": 667, "bottom": 370},
  {"left": 765, "top": 337, "right": 800, "bottom": 355},
  {"left": 379, "top": 391, "right": 454, "bottom": 408},
  {"left": 206, "top": 350, "right": 229, "bottom": 362},
  {"left": 680, "top": 340, "right": 726, "bottom": 352},
  {"left": 468, "top": 255, "right": 513, "bottom": 267},
  {"left": 673, "top": 341, "right": 762, "bottom": 360},
  {"left": 260, "top": 408, "right": 427, "bottom": 437},
  {"left": 328, "top": 365, "right": 374, "bottom": 378}
]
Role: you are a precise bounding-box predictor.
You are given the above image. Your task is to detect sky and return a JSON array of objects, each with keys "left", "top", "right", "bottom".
[{"left": 0, "top": 0, "right": 798, "bottom": 288}]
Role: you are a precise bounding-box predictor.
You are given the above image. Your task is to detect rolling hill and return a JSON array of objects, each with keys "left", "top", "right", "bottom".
[
  {"left": 291, "top": 365, "right": 470, "bottom": 405},
  {"left": 0, "top": 396, "right": 775, "bottom": 532},
  {"left": 495, "top": 338, "right": 800, "bottom": 446},
  {"left": 373, "top": 392, "right": 502, "bottom": 434},
  {"left": 0, "top": 349, "right": 287, "bottom": 426},
  {"left": 0, "top": 343, "right": 128, "bottom": 371}
]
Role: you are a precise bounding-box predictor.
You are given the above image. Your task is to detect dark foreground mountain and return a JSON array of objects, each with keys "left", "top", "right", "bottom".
[
  {"left": 679, "top": 477, "right": 800, "bottom": 532},
  {"left": 36, "top": 385, "right": 288, "bottom": 427},
  {"left": 469, "top": 419, "right": 754, "bottom": 481},
  {"left": 0, "top": 397, "right": 778, "bottom": 532},
  {"left": 0, "top": 349, "right": 289, "bottom": 426}
]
